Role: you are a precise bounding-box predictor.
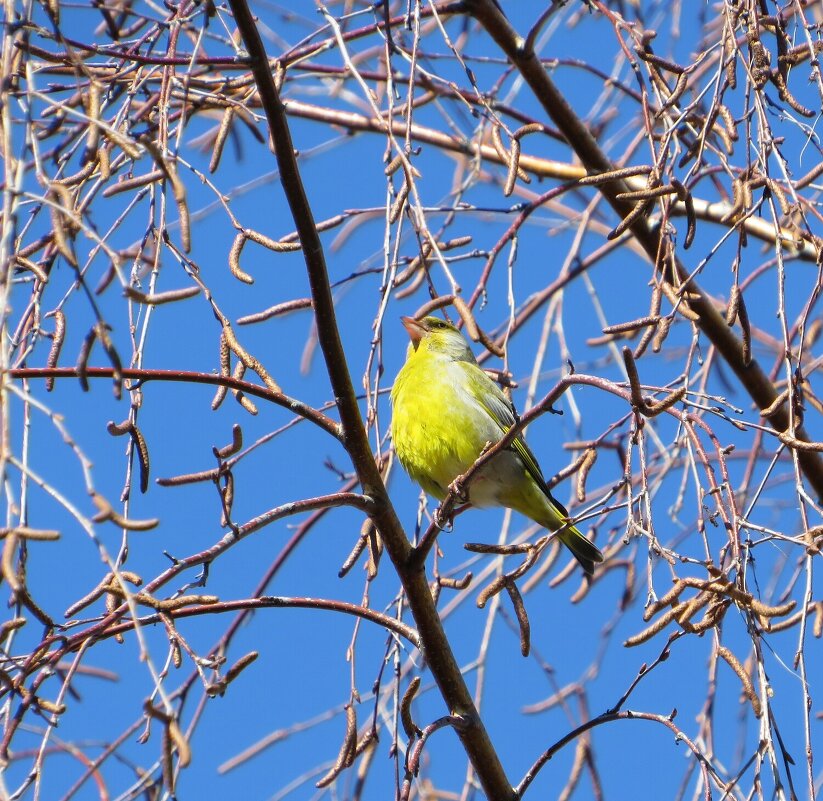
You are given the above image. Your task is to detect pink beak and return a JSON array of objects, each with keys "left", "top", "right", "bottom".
[{"left": 401, "top": 316, "right": 428, "bottom": 345}]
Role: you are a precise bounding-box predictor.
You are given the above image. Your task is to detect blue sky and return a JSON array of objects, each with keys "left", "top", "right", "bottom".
[{"left": 3, "top": 1, "right": 823, "bottom": 800}]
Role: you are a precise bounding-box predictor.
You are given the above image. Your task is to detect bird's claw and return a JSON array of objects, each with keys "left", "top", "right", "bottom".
[
  {"left": 447, "top": 478, "right": 469, "bottom": 505},
  {"left": 433, "top": 506, "right": 454, "bottom": 532}
]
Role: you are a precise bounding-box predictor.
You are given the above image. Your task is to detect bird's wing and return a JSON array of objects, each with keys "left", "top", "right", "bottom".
[{"left": 459, "top": 361, "right": 562, "bottom": 506}]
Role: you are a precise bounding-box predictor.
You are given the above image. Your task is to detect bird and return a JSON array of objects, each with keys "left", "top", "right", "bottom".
[{"left": 390, "top": 315, "right": 603, "bottom": 575}]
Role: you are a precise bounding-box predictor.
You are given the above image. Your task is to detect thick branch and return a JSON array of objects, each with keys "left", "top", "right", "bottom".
[
  {"left": 464, "top": 0, "right": 823, "bottom": 502},
  {"left": 226, "top": 1, "right": 515, "bottom": 798}
]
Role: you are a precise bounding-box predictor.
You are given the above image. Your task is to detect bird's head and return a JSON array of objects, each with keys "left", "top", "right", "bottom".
[{"left": 401, "top": 316, "right": 475, "bottom": 362}]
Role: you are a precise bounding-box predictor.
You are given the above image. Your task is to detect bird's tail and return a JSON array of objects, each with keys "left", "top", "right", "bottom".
[
  {"left": 541, "top": 498, "right": 604, "bottom": 576},
  {"left": 556, "top": 524, "right": 604, "bottom": 576}
]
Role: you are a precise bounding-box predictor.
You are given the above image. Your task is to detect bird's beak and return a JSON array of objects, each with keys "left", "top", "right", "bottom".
[{"left": 401, "top": 316, "right": 428, "bottom": 345}]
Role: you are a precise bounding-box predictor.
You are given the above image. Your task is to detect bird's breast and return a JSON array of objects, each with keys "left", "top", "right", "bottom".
[{"left": 392, "top": 356, "right": 503, "bottom": 499}]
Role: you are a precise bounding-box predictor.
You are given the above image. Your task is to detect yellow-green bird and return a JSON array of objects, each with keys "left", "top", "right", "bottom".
[{"left": 391, "top": 316, "right": 603, "bottom": 575}]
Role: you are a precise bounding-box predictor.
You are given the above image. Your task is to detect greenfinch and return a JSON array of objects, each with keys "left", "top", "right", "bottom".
[{"left": 391, "top": 316, "right": 603, "bottom": 575}]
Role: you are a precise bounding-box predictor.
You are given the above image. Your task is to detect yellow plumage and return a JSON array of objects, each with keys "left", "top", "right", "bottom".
[{"left": 391, "top": 316, "right": 603, "bottom": 574}]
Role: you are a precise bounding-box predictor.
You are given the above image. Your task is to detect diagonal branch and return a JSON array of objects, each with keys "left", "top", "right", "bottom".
[
  {"left": 226, "top": 1, "right": 515, "bottom": 798},
  {"left": 464, "top": 0, "right": 823, "bottom": 502}
]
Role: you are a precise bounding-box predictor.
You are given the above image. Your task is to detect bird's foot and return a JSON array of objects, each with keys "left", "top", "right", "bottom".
[
  {"left": 433, "top": 506, "right": 454, "bottom": 532},
  {"left": 447, "top": 477, "right": 469, "bottom": 505}
]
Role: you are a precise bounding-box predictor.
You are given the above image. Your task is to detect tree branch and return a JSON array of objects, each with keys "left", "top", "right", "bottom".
[
  {"left": 94, "top": 596, "right": 422, "bottom": 652},
  {"left": 282, "top": 99, "right": 819, "bottom": 261},
  {"left": 7, "top": 367, "right": 340, "bottom": 439},
  {"left": 463, "top": 0, "right": 823, "bottom": 503},
  {"left": 516, "top": 709, "right": 713, "bottom": 800},
  {"left": 226, "top": 1, "right": 515, "bottom": 797}
]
